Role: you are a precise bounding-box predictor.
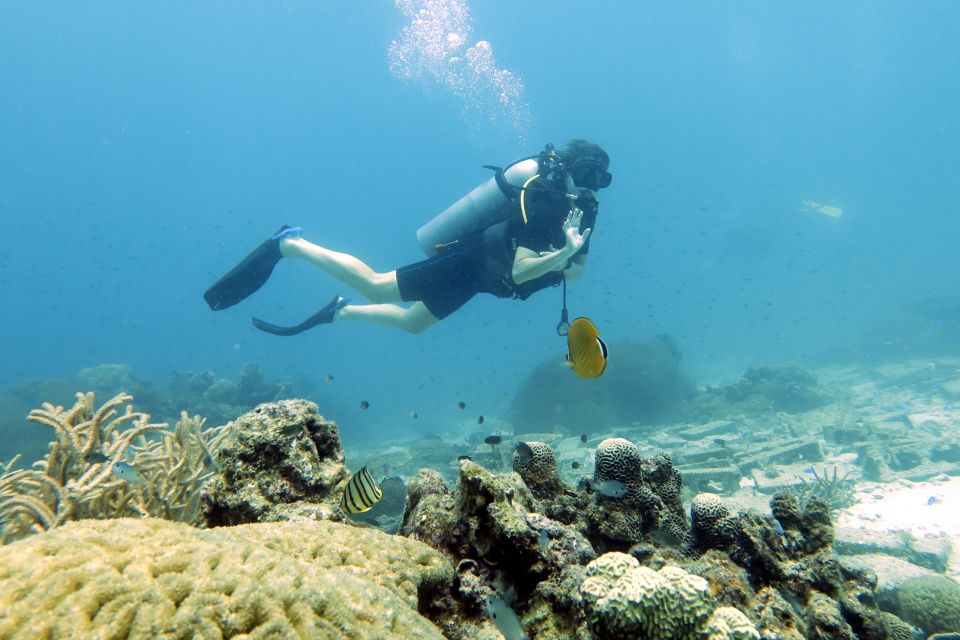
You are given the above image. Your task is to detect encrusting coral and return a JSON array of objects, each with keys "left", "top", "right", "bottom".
[
  {"left": 0, "top": 517, "right": 452, "bottom": 639},
  {"left": 0, "top": 392, "right": 226, "bottom": 543}
]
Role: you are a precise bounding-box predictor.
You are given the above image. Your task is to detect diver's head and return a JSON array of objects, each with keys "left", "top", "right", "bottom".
[{"left": 562, "top": 139, "right": 611, "bottom": 191}]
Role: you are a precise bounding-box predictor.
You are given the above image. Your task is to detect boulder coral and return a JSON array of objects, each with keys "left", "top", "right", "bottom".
[
  {"left": 0, "top": 517, "right": 452, "bottom": 639},
  {"left": 200, "top": 399, "right": 348, "bottom": 526},
  {"left": 896, "top": 574, "right": 960, "bottom": 635}
]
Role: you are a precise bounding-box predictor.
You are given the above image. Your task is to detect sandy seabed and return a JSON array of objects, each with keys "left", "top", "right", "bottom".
[{"left": 837, "top": 475, "right": 960, "bottom": 579}]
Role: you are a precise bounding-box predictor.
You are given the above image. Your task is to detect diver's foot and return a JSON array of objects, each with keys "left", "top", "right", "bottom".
[
  {"left": 204, "top": 225, "right": 295, "bottom": 311},
  {"left": 252, "top": 295, "right": 349, "bottom": 336},
  {"left": 272, "top": 225, "right": 302, "bottom": 241}
]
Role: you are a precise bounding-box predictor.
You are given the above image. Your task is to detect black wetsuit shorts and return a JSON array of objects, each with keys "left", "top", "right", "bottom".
[{"left": 396, "top": 246, "right": 485, "bottom": 319}]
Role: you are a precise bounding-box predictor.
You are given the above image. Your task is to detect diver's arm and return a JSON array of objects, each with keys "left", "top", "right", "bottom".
[
  {"left": 512, "top": 209, "right": 592, "bottom": 284},
  {"left": 512, "top": 246, "right": 570, "bottom": 284}
]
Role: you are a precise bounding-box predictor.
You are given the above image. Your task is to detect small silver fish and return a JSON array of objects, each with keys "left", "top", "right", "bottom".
[
  {"left": 537, "top": 529, "right": 550, "bottom": 553},
  {"left": 484, "top": 595, "right": 528, "bottom": 640},
  {"left": 112, "top": 461, "right": 143, "bottom": 485},
  {"left": 583, "top": 478, "right": 627, "bottom": 498}
]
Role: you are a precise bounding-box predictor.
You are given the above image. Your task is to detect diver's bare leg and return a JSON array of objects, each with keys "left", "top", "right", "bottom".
[
  {"left": 280, "top": 236, "right": 402, "bottom": 303},
  {"left": 335, "top": 301, "right": 439, "bottom": 334}
]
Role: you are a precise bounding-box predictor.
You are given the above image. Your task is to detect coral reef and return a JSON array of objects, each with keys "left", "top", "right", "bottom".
[
  {"left": 0, "top": 392, "right": 223, "bottom": 543},
  {"left": 0, "top": 362, "right": 302, "bottom": 467},
  {"left": 579, "top": 552, "right": 758, "bottom": 640},
  {"left": 168, "top": 362, "right": 296, "bottom": 427},
  {"left": 587, "top": 438, "right": 689, "bottom": 550},
  {"left": 0, "top": 517, "right": 451, "bottom": 639},
  {"left": 688, "top": 365, "right": 829, "bottom": 422},
  {"left": 724, "top": 366, "right": 827, "bottom": 413},
  {"left": 895, "top": 574, "right": 960, "bottom": 635},
  {"left": 200, "top": 399, "right": 349, "bottom": 526},
  {"left": 401, "top": 459, "right": 596, "bottom": 637},
  {"left": 685, "top": 489, "right": 909, "bottom": 640},
  {"left": 3, "top": 382, "right": 941, "bottom": 640}
]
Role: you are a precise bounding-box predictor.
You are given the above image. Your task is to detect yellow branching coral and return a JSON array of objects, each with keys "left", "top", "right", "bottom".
[
  {"left": 1, "top": 393, "right": 228, "bottom": 544},
  {"left": 128, "top": 411, "right": 229, "bottom": 524}
]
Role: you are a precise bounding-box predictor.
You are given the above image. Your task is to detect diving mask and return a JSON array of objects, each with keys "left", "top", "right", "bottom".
[{"left": 570, "top": 157, "right": 612, "bottom": 191}]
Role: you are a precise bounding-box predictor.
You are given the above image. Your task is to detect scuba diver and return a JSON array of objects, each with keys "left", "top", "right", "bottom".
[{"left": 203, "top": 139, "right": 612, "bottom": 335}]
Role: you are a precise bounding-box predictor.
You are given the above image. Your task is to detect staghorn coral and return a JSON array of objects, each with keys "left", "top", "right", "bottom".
[
  {"left": 1, "top": 393, "right": 228, "bottom": 543},
  {"left": 790, "top": 465, "right": 856, "bottom": 512},
  {"left": 127, "top": 410, "right": 229, "bottom": 525},
  {"left": 1, "top": 392, "right": 171, "bottom": 542},
  {"left": 0, "top": 517, "right": 452, "bottom": 639},
  {"left": 579, "top": 552, "right": 758, "bottom": 640}
]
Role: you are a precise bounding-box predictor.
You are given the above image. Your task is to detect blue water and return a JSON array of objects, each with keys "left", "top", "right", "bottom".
[{"left": 1, "top": 2, "right": 958, "bottom": 453}]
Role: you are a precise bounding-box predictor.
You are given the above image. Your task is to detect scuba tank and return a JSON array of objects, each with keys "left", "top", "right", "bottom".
[{"left": 415, "top": 144, "right": 569, "bottom": 256}]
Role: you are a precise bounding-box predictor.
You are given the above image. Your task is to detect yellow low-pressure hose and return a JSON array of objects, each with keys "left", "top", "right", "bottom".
[{"left": 519, "top": 174, "right": 540, "bottom": 224}]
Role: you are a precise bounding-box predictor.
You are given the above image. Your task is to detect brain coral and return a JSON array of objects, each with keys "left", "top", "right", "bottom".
[
  {"left": 897, "top": 574, "right": 960, "bottom": 634},
  {"left": 594, "top": 437, "right": 643, "bottom": 485},
  {"left": 512, "top": 441, "right": 566, "bottom": 499},
  {"left": 0, "top": 517, "right": 451, "bottom": 639},
  {"left": 512, "top": 441, "right": 557, "bottom": 483},
  {"left": 580, "top": 553, "right": 694, "bottom": 639},
  {"left": 691, "top": 492, "right": 734, "bottom": 550},
  {"left": 704, "top": 607, "right": 761, "bottom": 640},
  {"left": 580, "top": 552, "right": 759, "bottom": 640}
]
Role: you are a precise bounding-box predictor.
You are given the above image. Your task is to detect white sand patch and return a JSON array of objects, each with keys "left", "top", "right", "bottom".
[{"left": 838, "top": 475, "right": 960, "bottom": 578}]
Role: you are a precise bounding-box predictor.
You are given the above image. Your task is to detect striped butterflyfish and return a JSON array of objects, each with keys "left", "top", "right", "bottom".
[
  {"left": 340, "top": 465, "right": 383, "bottom": 514},
  {"left": 566, "top": 317, "right": 608, "bottom": 379}
]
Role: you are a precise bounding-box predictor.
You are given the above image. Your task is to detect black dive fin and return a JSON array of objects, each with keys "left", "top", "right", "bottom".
[
  {"left": 251, "top": 296, "right": 347, "bottom": 337},
  {"left": 204, "top": 226, "right": 292, "bottom": 311}
]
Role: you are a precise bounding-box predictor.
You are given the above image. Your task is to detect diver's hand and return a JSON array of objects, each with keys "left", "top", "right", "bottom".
[{"left": 562, "top": 208, "right": 592, "bottom": 257}]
